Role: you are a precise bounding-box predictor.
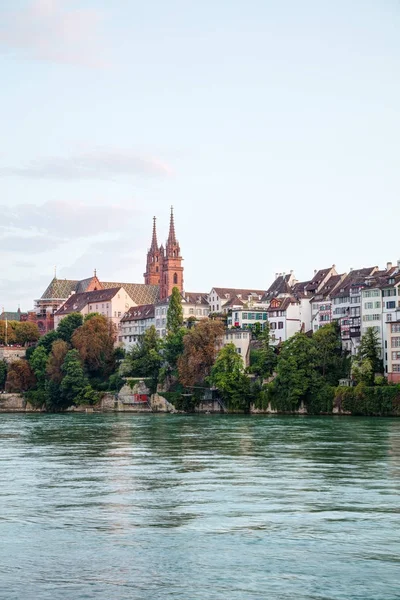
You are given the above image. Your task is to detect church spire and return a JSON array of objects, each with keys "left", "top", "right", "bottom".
[
  {"left": 167, "top": 206, "right": 177, "bottom": 246},
  {"left": 150, "top": 216, "right": 158, "bottom": 251}
]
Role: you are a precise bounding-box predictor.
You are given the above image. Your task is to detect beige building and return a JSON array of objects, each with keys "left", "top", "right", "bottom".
[
  {"left": 54, "top": 287, "right": 134, "bottom": 331},
  {"left": 223, "top": 328, "right": 251, "bottom": 367}
]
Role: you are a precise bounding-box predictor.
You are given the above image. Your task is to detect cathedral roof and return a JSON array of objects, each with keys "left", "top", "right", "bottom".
[
  {"left": 39, "top": 277, "right": 159, "bottom": 306},
  {"left": 102, "top": 282, "right": 159, "bottom": 305},
  {"left": 55, "top": 287, "right": 123, "bottom": 317},
  {"left": 0, "top": 310, "right": 26, "bottom": 322}
]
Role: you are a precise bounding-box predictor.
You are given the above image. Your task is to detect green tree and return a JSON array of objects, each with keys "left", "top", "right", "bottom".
[
  {"left": 167, "top": 287, "right": 183, "bottom": 334},
  {"left": 60, "top": 349, "right": 87, "bottom": 405},
  {"left": 249, "top": 324, "right": 277, "bottom": 379},
  {"left": 271, "top": 333, "right": 319, "bottom": 411},
  {"left": 126, "top": 326, "right": 162, "bottom": 391},
  {"left": 57, "top": 313, "right": 83, "bottom": 343},
  {"left": 313, "top": 322, "right": 349, "bottom": 385},
  {"left": 15, "top": 322, "right": 40, "bottom": 345},
  {"left": 46, "top": 339, "right": 69, "bottom": 384},
  {"left": 357, "top": 327, "right": 383, "bottom": 382},
  {"left": 0, "top": 360, "right": 7, "bottom": 390},
  {"left": 209, "top": 343, "right": 252, "bottom": 411},
  {"left": 37, "top": 330, "right": 59, "bottom": 353},
  {"left": 29, "top": 345, "right": 48, "bottom": 388},
  {"left": 0, "top": 320, "right": 17, "bottom": 345}
]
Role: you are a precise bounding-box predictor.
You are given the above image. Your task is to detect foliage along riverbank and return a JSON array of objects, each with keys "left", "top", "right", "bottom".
[{"left": 1, "top": 287, "right": 400, "bottom": 416}]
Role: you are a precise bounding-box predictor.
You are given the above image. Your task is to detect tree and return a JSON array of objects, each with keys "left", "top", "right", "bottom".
[
  {"left": 60, "top": 349, "right": 87, "bottom": 405},
  {"left": 0, "top": 320, "right": 17, "bottom": 345},
  {"left": 5, "top": 360, "right": 36, "bottom": 392},
  {"left": 167, "top": 287, "right": 183, "bottom": 334},
  {"left": 72, "top": 315, "right": 116, "bottom": 379},
  {"left": 57, "top": 313, "right": 83, "bottom": 343},
  {"left": 249, "top": 324, "right": 277, "bottom": 379},
  {"left": 357, "top": 327, "right": 383, "bottom": 382},
  {"left": 177, "top": 320, "right": 225, "bottom": 387},
  {"left": 46, "top": 339, "right": 69, "bottom": 384},
  {"left": 15, "top": 322, "right": 40, "bottom": 345},
  {"left": 209, "top": 343, "right": 252, "bottom": 411},
  {"left": 37, "top": 330, "right": 59, "bottom": 353},
  {"left": 29, "top": 346, "right": 48, "bottom": 388},
  {"left": 0, "top": 360, "right": 7, "bottom": 390},
  {"left": 271, "top": 333, "right": 319, "bottom": 411},
  {"left": 126, "top": 326, "right": 163, "bottom": 391},
  {"left": 313, "top": 322, "right": 349, "bottom": 385}
]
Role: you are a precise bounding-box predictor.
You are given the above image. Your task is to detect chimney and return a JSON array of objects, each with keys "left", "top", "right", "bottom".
[
  {"left": 275, "top": 273, "right": 278, "bottom": 279},
  {"left": 387, "top": 262, "right": 392, "bottom": 271},
  {"left": 314, "top": 269, "right": 317, "bottom": 275}
]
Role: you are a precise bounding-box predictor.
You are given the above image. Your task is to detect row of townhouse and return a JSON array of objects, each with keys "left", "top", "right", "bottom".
[{"left": 49, "top": 260, "right": 400, "bottom": 380}]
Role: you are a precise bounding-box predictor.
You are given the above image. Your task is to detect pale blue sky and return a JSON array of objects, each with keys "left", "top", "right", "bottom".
[{"left": 1, "top": 0, "right": 399, "bottom": 309}]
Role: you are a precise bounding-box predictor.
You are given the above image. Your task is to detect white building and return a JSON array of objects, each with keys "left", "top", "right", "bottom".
[
  {"left": 54, "top": 286, "right": 133, "bottom": 331},
  {"left": 310, "top": 274, "right": 347, "bottom": 332},
  {"left": 386, "top": 310, "right": 400, "bottom": 383},
  {"left": 267, "top": 296, "right": 307, "bottom": 344},
  {"left": 208, "top": 287, "right": 266, "bottom": 314},
  {"left": 119, "top": 304, "right": 155, "bottom": 350},
  {"left": 227, "top": 308, "right": 268, "bottom": 330},
  {"left": 155, "top": 291, "right": 209, "bottom": 338}
]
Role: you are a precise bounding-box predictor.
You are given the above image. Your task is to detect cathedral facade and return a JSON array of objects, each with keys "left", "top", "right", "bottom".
[{"left": 144, "top": 207, "right": 184, "bottom": 299}]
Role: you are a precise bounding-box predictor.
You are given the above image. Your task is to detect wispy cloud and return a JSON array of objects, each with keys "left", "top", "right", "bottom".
[
  {"left": 0, "top": 149, "right": 173, "bottom": 180},
  {"left": 0, "top": 0, "right": 108, "bottom": 67},
  {"left": 0, "top": 199, "right": 139, "bottom": 240}
]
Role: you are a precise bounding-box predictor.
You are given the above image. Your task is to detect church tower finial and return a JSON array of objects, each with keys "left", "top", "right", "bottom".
[
  {"left": 167, "top": 205, "right": 177, "bottom": 246},
  {"left": 151, "top": 216, "right": 158, "bottom": 250}
]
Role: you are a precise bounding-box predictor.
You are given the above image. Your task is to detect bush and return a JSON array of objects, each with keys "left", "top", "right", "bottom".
[
  {"left": 335, "top": 384, "right": 400, "bottom": 416},
  {"left": 306, "top": 385, "right": 335, "bottom": 415}
]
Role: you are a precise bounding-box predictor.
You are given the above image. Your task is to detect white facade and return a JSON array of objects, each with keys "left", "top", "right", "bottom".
[
  {"left": 386, "top": 311, "right": 400, "bottom": 383},
  {"left": 267, "top": 298, "right": 303, "bottom": 344},
  {"left": 155, "top": 292, "right": 210, "bottom": 338},
  {"left": 223, "top": 329, "right": 251, "bottom": 367},
  {"left": 54, "top": 287, "right": 133, "bottom": 331},
  {"left": 227, "top": 308, "right": 268, "bottom": 330},
  {"left": 208, "top": 288, "right": 266, "bottom": 314},
  {"left": 119, "top": 305, "right": 155, "bottom": 351}
]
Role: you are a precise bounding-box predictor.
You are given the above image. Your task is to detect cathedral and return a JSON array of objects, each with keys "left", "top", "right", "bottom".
[
  {"left": 31, "top": 208, "right": 184, "bottom": 333},
  {"left": 144, "top": 207, "right": 184, "bottom": 299}
]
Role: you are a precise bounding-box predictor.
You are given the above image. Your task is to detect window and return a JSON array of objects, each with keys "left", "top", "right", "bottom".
[
  {"left": 235, "top": 333, "right": 242, "bottom": 339},
  {"left": 189, "top": 308, "right": 194, "bottom": 315},
  {"left": 383, "top": 289, "right": 396, "bottom": 297},
  {"left": 242, "top": 313, "right": 248, "bottom": 320},
  {"left": 374, "top": 302, "right": 381, "bottom": 309},
  {"left": 118, "top": 312, "right": 121, "bottom": 317},
  {"left": 89, "top": 305, "right": 92, "bottom": 311},
  {"left": 102, "top": 304, "right": 104, "bottom": 309},
  {"left": 391, "top": 337, "right": 400, "bottom": 348},
  {"left": 263, "top": 313, "right": 267, "bottom": 320},
  {"left": 386, "top": 301, "right": 396, "bottom": 309},
  {"left": 236, "top": 347, "right": 241, "bottom": 354},
  {"left": 278, "top": 321, "right": 283, "bottom": 329},
  {"left": 270, "top": 322, "right": 277, "bottom": 330},
  {"left": 363, "top": 314, "right": 380, "bottom": 321},
  {"left": 364, "top": 302, "right": 373, "bottom": 309},
  {"left": 173, "top": 272, "right": 178, "bottom": 285},
  {"left": 391, "top": 351, "right": 400, "bottom": 361},
  {"left": 393, "top": 364, "right": 400, "bottom": 372}
]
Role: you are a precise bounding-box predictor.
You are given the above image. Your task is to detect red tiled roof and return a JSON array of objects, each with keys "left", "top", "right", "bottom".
[{"left": 120, "top": 304, "right": 155, "bottom": 323}]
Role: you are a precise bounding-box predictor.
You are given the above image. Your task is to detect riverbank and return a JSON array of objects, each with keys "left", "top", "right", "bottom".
[{"left": 1, "top": 392, "right": 400, "bottom": 416}]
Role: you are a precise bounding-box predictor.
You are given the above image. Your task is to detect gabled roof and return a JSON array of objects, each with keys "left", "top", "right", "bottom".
[
  {"left": 311, "top": 274, "right": 346, "bottom": 301},
  {"left": 54, "top": 287, "right": 122, "bottom": 317},
  {"left": 182, "top": 292, "right": 209, "bottom": 304},
  {"left": 212, "top": 287, "right": 266, "bottom": 300},
  {"left": 264, "top": 274, "right": 292, "bottom": 299},
  {"left": 102, "top": 282, "right": 159, "bottom": 305},
  {"left": 41, "top": 278, "right": 79, "bottom": 300},
  {"left": 0, "top": 311, "right": 26, "bottom": 322},
  {"left": 267, "top": 296, "right": 298, "bottom": 312},
  {"left": 292, "top": 280, "right": 312, "bottom": 299},
  {"left": 331, "top": 267, "right": 378, "bottom": 298},
  {"left": 305, "top": 267, "right": 334, "bottom": 293},
  {"left": 223, "top": 296, "right": 245, "bottom": 308},
  {"left": 120, "top": 304, "right": 155, "bottom": 323}
]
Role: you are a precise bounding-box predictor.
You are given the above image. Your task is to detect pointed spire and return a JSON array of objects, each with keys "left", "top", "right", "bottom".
[
  {"left": 150, "top": 216, "right": 158, "bottom": 251},
  {"left": 167, "top": 206, "right": 177, "bottom": 246}
]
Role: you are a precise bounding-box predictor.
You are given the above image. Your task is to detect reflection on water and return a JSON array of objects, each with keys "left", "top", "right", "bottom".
[{"left": 0, "top": 414, "right": 399, "bottom": 600}]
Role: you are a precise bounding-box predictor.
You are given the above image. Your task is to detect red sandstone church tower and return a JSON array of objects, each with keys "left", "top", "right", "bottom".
[{"left": 144, "top": 208, "right": 184, "bottom": 299}]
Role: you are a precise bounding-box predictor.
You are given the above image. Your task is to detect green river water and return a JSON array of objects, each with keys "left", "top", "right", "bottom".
[{"left": 0, "top": 413, "right": 399, "bottom": 599}]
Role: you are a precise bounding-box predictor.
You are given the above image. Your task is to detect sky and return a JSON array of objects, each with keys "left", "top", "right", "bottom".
[{"left": 1, "top": 0, "right": 400, "bottom": 310}]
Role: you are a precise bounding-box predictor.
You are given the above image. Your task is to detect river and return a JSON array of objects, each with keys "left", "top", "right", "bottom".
[{"left": 0, "top": 414, "right": 399, "bottom": 599}]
